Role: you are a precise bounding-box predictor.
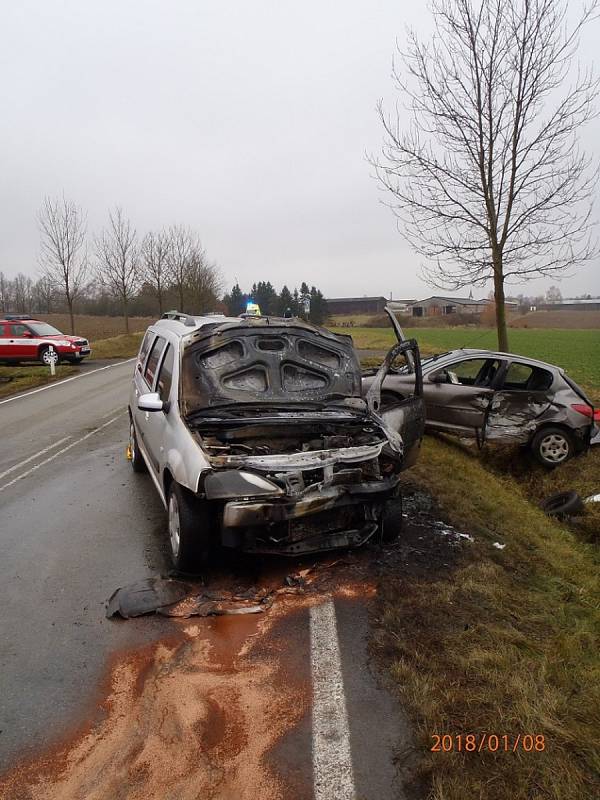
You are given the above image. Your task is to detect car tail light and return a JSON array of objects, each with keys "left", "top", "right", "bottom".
[{"left": 571, "top": 403, "right": 598, "bottom": 420}]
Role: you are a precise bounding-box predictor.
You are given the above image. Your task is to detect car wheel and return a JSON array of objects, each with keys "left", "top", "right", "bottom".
[
  {"left": 531, "top": 426, "right": 575, "bottom": 468},
  {"left": 380, "top": 496, "right": 403, "bottom": 542},
  {"left": 128, "top": 420, "right": 147, "bottom": 473},
  {"left": 168, "top": 483, "right": 212, "bottom": 572},
  {"left": 39, "top": 346, "right": 59, "bottom": 366}
]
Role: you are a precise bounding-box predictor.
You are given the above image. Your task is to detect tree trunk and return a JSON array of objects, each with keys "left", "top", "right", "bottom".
[
  {"left": 178, "top": 284, "right": 184, "bottom": 312},
  {"left": 158, "top": 289, "right": 163, "bottom": 316},
  {"left": 492, "top": 255, "right": 509, "bottom": 352},
  {"left": 67, "top": 298, "right": 75, "bottom": 334},
  {"left": 123, "top": 297, "right": 130, "bottom": 334}
]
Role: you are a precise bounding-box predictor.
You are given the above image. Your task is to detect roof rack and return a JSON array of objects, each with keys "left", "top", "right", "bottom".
[
  {"left": 161, "top": 310, "right": 197, "bottom": 327},
  {"left": 3, "top": 314, "right": 34, "bottom": 320}
]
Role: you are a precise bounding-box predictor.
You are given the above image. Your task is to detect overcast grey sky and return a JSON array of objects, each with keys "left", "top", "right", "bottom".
[{"left": 1, "top": 0, "right": 598, "bottom": 299}]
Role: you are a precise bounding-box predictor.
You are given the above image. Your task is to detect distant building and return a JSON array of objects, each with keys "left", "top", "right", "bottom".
[
  {"left": 326, "top": 296, "right": 389, "bottom": 315},
  {"left": 407, "top": 296, "right": 489, "bottom": 317},
  {"left": 539, "top": 298, "right": 600, "bottom": 312}
]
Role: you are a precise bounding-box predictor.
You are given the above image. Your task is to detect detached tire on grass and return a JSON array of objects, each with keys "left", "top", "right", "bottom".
[
  {"left": 167, "top": 482, "right": 212, "bottom": 572},
  {"left": 540, "top": 491, "right": 584, "bottom": 518}
]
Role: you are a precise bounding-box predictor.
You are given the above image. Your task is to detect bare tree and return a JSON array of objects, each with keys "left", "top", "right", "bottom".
[
  {"left": 32, "top": 275, "right": 56, "bottom": 314},
  {"left": 372, "top": 0, "right": 598, "bottom": 350},
  {"left": 0, "top": 272, "right": 12, "bottom": 314},
  {"left": 95, "top": 207, "right": 139, "bottom": 333},
  {"left": 140, "top": 230, "right": 170, "bottom": 315},
  {"left": 167, "top": 225, "right": 201, "bottom": 312},
  {"left": 183, "top": 251, "right": 222, "bottom": 312},
  {"left": 13, "top": 273, "right": 33, "bottom": 313},
  {"left": 38, "top": 195, "right": 88, "bottom": 333}
]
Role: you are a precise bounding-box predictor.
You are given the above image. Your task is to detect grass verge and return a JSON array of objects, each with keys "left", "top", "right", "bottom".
[
  {"left": 334, "top": 326, "right": 600, "bottom": 387},
  {"left": 376, "top": 437, "right": 600, "bottom": 800},
  {"left": 90, "top": 332, "right": 144, "bottom": 359},
  {"left": 0, "top": 365, "right": 78, "bottom": 398}
]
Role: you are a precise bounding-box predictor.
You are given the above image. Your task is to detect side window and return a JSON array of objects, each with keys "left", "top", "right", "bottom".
[
  {"left": 0, "top": 324, "right": 9, "bottom": 338},
  {"left": 157, "top": 345, "right": 175, "bottom": 401},
  {"left": 502, "top": 362, "right": 553, "bottom": 391},
  {"left": 442, "top": 358, "right": 500, "bottom": 387},
  {"left": 11, "top": 324, "right": 29, "bottom": 337},
  {"left": 144, "top": 337, "right": 167, "bottom": 388},
  {"left": 137, "top": 331, "right": 154, "bottom": 372}
]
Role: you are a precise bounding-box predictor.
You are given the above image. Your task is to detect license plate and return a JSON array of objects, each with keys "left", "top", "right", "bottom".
[{"left": 80, "top": 348, "right": 91, "bottom": 354}]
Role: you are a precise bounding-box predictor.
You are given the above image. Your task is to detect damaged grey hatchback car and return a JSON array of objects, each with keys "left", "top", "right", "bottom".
[
  {"left": 128, "top": 311, "right": 424, "bottom": 570},
  {"left": 363, "top": 309, "right": 598, "bottom": 468}
]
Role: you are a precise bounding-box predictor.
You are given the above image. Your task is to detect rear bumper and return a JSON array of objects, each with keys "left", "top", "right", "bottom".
[{"left": 220, "top": 475, "right": 399, "bottom": 555}]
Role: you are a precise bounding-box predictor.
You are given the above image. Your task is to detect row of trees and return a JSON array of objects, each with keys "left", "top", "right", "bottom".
[
  {"left": 223, "top": 281, "right": 328, "bottom": 324},
  {"left": 35, "top": 197, "right": 221, "bottom": 332}
]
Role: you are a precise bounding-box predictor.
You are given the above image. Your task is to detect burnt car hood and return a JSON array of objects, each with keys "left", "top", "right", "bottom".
[{"left": 181, "top": 320, "right": 361, "bottom": 414}]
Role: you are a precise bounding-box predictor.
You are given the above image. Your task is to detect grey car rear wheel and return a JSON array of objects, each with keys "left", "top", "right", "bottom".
[
  {"left": 167, "top": 483, "right": 212, "bottom": 572},
  {"left": 531, "top": 427, "right": 575, "bottom": 468}
]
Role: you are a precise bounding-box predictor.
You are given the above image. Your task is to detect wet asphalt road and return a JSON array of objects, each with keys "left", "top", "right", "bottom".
[{"left": 0, "top": 360, "right": 411, "bottom": 798}]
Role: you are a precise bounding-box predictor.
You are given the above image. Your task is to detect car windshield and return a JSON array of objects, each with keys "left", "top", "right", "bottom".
[{"left": 28, "top": 323, "right": 63, "bottom": 336}]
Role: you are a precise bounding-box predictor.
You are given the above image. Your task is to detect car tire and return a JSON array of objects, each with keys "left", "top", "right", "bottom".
[
  {"left": 39, "top": 346, "right": 59, "bottom": 366},
  {"left": 380, "top": 496, "right": 403, "bottom": 542},
  {"left": 128, "top": 420, "right": 147, "bottom": 473},
  {"left": 167, "top": 482, "right": 212, "bottom": 572},
  {"left": 531, "top": 426, "right": 575, "bottom": 468},
  {"left": 540, "top": 491, "right": 584, "bottom": 518}
]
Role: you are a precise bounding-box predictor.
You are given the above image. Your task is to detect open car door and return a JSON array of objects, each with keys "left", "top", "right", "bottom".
[
  {"left": 384, "top": 305, "right": 415, "bottom": 373},
  {"left": 483, "top": 361, "right": 554, "bottom": 444},
  {"left": 365, "top": 339, "right": 424, "bottom": 467}
]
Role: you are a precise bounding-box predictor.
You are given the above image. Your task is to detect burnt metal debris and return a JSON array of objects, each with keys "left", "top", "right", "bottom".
[{"left": 106, "top": 569, "right": 320, "bottom": 620}]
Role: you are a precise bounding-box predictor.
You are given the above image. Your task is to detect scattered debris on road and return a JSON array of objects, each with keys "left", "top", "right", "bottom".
[{"left": 106, "top": 566, "right": 328, "bottom": 619}]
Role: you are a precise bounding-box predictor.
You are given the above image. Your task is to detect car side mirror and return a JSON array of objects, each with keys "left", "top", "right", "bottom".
[
  {"left": 138, "top": 392, "right": 164, "bottom": 412},
  {"left": 430, "top": 371, "right": 448, "bottom": 384},
  {"left": 22, "top": 331, "right": 33, "bottom": 338}
]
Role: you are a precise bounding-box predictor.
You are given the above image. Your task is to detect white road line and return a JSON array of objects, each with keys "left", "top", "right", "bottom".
[
  {"left": 0, "top": 436, "right": 72, "bottom": 481},
  {"left": 0, "top": 414, "right": 125, "bottom": 493},
  {"left": 310, "top": 599, "right": 356, "bottom": 800},
  {"left": 0, "top": 359, "right": 135, "bottom": 406}
]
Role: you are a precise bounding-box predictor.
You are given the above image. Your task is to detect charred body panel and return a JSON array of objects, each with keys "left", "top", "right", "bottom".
[
  {"left": 181, "top": 322, "right": 361, "bottom": 413},
  {"left": 129, "top": 312, "right": 425, "bottom": 568},
  {"left": 184, "top": 335, "right": 423, "bottom": 556}
]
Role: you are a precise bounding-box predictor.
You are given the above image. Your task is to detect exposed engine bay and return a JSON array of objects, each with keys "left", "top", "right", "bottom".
[{"left": 180, "top": 319, "right": 424, "bottom": 554}]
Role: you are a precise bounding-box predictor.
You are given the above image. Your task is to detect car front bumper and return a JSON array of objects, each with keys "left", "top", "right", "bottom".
[{"left": 220, "top": 474, "right": 400, "bottom": 555}]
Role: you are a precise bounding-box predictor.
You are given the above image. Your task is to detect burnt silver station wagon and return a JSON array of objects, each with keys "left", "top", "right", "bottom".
[
  {"left": 364, "top": 311, "right": 598, "bottom": 468},
  {"left": 128, "top": 311, "right": 424, "bottom": 570}
]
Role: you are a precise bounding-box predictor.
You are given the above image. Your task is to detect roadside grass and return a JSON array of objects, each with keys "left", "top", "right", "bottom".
[
  {"left": 336, "top": 326, "right": 600, "bottom": 387},
  {"left": 0, "top": 365, "right": 77, "bottom": 398},
  {"left": 376, "top": 436, "right": 600, "bottom": 800},
  {"left": 91, "top": 332, "right": 144, "bottom": 360}
]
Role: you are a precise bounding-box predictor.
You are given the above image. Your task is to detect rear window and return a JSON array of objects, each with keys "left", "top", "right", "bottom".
[
  {"left": 144, "top": 337, "right": 167, "bottom": 387},
  {"left": 501, "top": 362, "right": 553, "bottom": 392}
]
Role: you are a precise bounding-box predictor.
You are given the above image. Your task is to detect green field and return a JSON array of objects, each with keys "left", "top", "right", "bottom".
[{"left": 331, "top": 326, "right": 600, "bottom": 390}]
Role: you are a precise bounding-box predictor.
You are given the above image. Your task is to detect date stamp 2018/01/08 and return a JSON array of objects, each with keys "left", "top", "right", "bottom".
[{"left": 431, "top": 734, "right": 546, "bottom": 753}]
